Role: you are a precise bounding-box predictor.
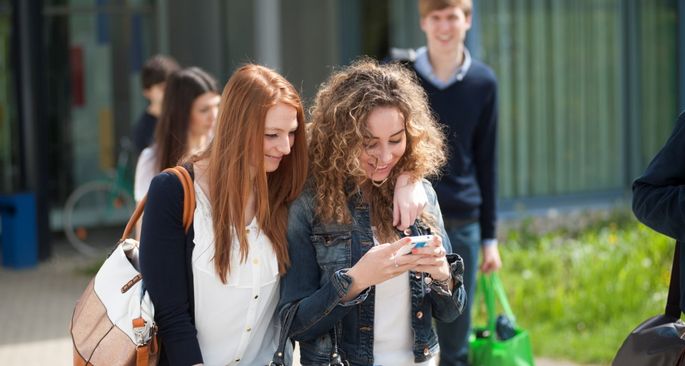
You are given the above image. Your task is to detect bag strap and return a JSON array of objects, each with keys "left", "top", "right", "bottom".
[
  {"left": 121, "top": 165, "right": 196, "bottom": 240},
  {"left": 478, "top": 273, "right": 517, "bottom": 332},
  {"left": 269, "top": 303, "right": 300, "bottom": 366},
  {"left": 479, "top": 274, "right": 497, "bottom": 332},
  {"left": 665, "top": 242, "right": 681, "bottom": 318},
  {"left": 491, "top": 273, "right": 516, "bottom": 323},
  {"left": 328, "top": 321, "right": 347, "bottom": 366}
]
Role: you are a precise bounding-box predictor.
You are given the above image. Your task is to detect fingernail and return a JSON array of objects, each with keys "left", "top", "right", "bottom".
[{"left": 411, "top": 249, "right": 418, "bottom": 254}]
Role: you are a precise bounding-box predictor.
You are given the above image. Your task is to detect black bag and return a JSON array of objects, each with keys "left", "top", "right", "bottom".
[
  {"left": 268, "top": 303, "right": 299, "bottom": 366},
  {"left": 612, "top": 242, "right": 685, "bottom": 365},
  {"left": 327, "top": 322, "right": 349, "bottom": 366},
  {"left": 269, "top": 305, "right": 348, "bottom": 366}
]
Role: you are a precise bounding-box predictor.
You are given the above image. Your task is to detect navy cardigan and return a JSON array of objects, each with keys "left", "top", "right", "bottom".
[
  {"left": 411, "top": 60, "right": 499, "bottom": 241},
  {"left": 139, "top": 167, "right": 200, "bottom": 366}
]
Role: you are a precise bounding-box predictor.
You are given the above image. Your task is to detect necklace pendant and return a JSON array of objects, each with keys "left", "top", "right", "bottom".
[{"left": 371, "top": 178, "right": 389, "bottom": 188}]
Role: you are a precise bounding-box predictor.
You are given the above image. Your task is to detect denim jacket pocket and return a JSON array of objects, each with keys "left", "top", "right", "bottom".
[
  {"left": 311, "top": 229, "right": 352, "bottom": 276},
  {"left": 311, "top": 225, "right": 352, "bottom": 281}
]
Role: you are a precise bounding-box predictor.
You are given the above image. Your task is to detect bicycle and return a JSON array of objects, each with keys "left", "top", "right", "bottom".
[{"left": 63, "top": 138, "right": 137, "bottom": 256}]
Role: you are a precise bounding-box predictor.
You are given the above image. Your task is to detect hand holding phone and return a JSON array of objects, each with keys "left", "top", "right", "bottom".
[{"left": 395, "top": 235, "right": 434, "bottom": 256}]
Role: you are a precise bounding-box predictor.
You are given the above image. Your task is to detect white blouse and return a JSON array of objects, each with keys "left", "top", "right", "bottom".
[
  {"left": 191, "top": 183, "right": 281, "bottom": 366},
  {"left": 373, "top": 234, "right": 435, "bottom": 366},
  {"left": 134, "top": 147, "right": 158, "bottom": 202}
]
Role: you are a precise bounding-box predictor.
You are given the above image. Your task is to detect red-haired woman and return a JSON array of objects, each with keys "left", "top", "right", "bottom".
[{"left": 139, "top": 64, "right": 308, "bottom": 366}]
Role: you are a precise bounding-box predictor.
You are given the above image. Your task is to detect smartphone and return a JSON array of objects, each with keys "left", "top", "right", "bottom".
[
  {"left": 396, "top": 235, "right": 434, "bottom": 256},
  {"left": 409, "top": 235, "right": 433, "bottom": 249}
]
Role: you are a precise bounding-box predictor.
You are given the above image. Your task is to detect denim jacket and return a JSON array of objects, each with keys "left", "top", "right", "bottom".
[{"left": 279, "top": 180, "right": 466, "bottom": 366}]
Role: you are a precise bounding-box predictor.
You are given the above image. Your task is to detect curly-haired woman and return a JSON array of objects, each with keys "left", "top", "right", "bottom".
[{"left": 279, "top": 59, "right": 466, "bottom": 366}]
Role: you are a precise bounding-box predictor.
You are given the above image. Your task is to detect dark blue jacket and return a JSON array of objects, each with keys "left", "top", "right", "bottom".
[
  {"left": 279, "top": 181, "right": 466, "bottom": 366},
  {"left": 413, "top": 61, "right": 499, "bottom": 241},
  {"left": 632, "top": 111, "right": 685, "bottom": 311},
  {"left": 133, "top": 111, "right": 157, "bottom": 153}
]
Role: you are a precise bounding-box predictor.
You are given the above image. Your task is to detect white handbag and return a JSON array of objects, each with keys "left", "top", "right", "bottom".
[{"left": 70, "top": 166, "right": 195, "bottom": 366}]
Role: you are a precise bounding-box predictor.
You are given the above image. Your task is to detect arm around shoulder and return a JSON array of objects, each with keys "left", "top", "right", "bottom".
[
  {"left": 422, "top": 180, "right": 452, "bottom": 252},
  {"left": 422, "top": 181, "right": 467, "bottom": 320}
]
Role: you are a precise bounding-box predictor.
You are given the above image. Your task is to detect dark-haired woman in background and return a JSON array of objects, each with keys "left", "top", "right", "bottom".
[{"left": 134, "top": 66, "right": 220, "bottom": 204}]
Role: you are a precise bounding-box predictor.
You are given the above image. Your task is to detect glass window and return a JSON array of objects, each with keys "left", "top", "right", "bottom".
[{"left": 44, "top": 1, "right": 156, "bottom": 205}]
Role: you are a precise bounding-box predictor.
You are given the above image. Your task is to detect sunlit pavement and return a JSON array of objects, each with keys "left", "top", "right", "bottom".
[{"left": 0, "top": 238, "right": 92, "bottom": 366}]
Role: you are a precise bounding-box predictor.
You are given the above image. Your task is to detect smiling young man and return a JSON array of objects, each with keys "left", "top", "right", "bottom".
[{"left": 411, "top": 1, "right": 502, "bottom": 365}]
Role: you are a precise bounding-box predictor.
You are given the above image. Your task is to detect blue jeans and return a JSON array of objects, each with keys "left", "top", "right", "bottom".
[{"left": 436, "top": 222, "right": 480, "bottom": 366}]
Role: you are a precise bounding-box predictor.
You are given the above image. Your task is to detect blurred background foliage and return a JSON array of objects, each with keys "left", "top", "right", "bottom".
[{"left": 477, "top": 208, "right": 673, "bottom": 364}]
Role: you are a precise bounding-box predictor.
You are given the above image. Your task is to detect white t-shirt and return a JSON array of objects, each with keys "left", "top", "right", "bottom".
[
  {"left": 191, "top": 182, "right": 281, "bottom": 366},
  {"left": 373, "top": 235, "right": 435, "bottom": 366},
  {"left": 134, "top": 146, "right": 158, "bottom": 202}
]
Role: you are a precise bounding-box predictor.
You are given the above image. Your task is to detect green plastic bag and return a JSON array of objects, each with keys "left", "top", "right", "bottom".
[{"left": 469, "top": 273, "right": 535, "bottom": 366}]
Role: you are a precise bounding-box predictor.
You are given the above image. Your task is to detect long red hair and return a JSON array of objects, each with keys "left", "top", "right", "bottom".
[{"left": 203, "top": 64, "right": 308, "bottom": 283}]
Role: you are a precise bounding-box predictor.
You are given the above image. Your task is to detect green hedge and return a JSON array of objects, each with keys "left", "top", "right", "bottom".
[{"left": 479, "top": 211, "right": 673, "bottom": 364}]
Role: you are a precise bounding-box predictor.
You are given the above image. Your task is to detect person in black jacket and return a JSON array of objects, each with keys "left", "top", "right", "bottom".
[
  {"left": 632, "top": 111, "right": 685, "bottom": 312},
  {"left": 132, "top": 55, "right": 180, "bottom": 153}
]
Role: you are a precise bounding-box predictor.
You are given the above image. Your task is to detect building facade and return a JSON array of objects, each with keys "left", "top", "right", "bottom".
[{"left": 2, "top": 0, "right": 683, "bottom": 257}]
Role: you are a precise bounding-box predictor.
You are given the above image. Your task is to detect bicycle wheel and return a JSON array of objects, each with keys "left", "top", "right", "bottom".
[{"left": 63, "top": 181, "right": 135, "bottom": 256}]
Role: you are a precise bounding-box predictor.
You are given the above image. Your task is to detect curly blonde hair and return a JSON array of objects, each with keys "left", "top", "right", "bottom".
[{"left": 309, "top": 58, "right": 447, "bottom": 242}]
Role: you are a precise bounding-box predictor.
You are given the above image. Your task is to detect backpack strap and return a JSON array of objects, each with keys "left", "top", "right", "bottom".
[
  {"left": 121, "top": 165, "right": 196, "bottom": 239},
  {"left": 165, "top": 166, "right": 196, "bottom": 233}
]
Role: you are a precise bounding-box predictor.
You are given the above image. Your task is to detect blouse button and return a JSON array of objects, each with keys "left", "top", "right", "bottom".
[
  {"left": 253, "top": 258, "right": 260, "bottom": 265},
  {"left": 254, "top": 294, "right": 259, "bottom": 299},
  {"left": 416, "top": 311, "right": 424, "bottom": 319},
  {"left": 246, "top": 228, "right": 251, "bottom": 234},
  {"left": 246, "top": 327, "right": 252, "bottom": 332}
]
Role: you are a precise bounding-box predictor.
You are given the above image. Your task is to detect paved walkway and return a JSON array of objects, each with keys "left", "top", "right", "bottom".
[
  {"left": 0, "top": 239, "right": 92, "bottom": 365},
  {"left": 0, "top": 238, "right": 598, "bottom": 366}
]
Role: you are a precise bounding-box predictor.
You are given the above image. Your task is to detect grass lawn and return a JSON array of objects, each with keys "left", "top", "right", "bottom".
[{"left": 486, "top": 209, "right": 674, "bottom": 364}]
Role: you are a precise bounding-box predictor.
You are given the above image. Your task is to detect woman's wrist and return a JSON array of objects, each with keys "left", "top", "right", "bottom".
[
  {"left": 433, "top": 273, "right": 451, "bottom": 283},
  {"left": 431, "top": 266, "right": 454, "bottom": 290},
  {"left": 341, "top": 267, "right": 366, "bottom": 301},
  {"left": 428, "top": 272, "right": 453, "bottom": 295}
]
